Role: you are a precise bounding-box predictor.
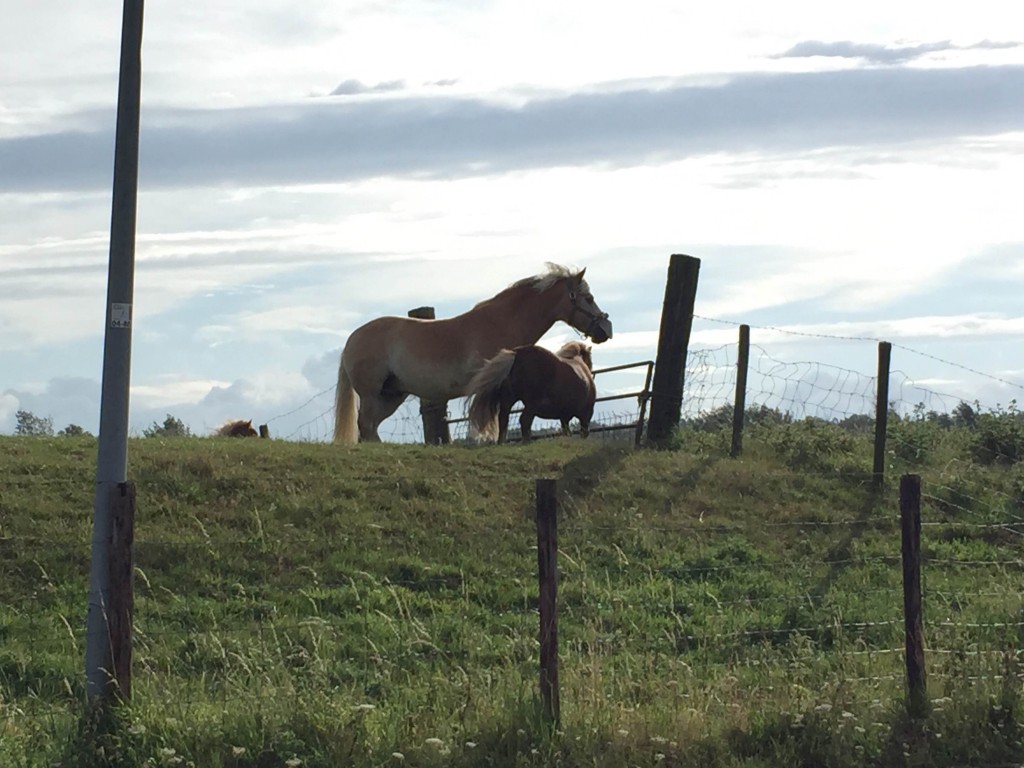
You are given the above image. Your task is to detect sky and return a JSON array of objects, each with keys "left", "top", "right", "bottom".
[{"left": 2, "top": 1, "right": 1023, "bottom": 441}]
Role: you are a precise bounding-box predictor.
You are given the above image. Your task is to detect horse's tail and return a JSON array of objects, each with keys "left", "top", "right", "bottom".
[
  {"left": 333, "top": 353, "right": 359, "bottom": 444},
  {"left": 466, "top": 349, "right": 516, "bottom": 441}
]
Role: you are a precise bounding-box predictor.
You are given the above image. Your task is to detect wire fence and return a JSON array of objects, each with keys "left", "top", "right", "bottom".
[{"left": 253, "top": 315, "right": 1023, "bottom": 446}]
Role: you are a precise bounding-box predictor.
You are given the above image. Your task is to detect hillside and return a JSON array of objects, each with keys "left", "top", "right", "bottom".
[{"left": 1, "top": 422, "right": 1023, "bottom": 767}]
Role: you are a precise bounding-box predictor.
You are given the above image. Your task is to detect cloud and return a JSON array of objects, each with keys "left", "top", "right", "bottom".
[
  {"left": 329, "top": 79, "right": 407, "bottom": 96},
  {"left": 4, "top": 65, "right": 1024, "bottom": 193},
  {"left": 692, "top": 314, "right": 1024, "bottom": 347},
  {"left": 777, "top": 39, "right": 1023, "bottom": 64},
  {"left": 0, "top": 392, "right": 19, "bottom": 432},
  {"left": 1, "top": 377, "right": 101, "bottom": 434}
]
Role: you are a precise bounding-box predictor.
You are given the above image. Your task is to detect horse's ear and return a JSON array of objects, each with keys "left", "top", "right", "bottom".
[
  {"left": 246, "top": 419, "right": 252, "bottom": 426},
  {"left": 575, "top": 267, "right": 587, "bottom": 281}
]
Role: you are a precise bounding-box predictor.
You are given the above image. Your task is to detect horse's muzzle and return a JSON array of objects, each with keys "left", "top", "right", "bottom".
[{"left": 588, "top": 317, "right": 613, "bottom": 343}]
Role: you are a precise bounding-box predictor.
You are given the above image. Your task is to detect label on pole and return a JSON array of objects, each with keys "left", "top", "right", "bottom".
[{"left": 110, "top": 303, "right": 132, "bottom": 329}]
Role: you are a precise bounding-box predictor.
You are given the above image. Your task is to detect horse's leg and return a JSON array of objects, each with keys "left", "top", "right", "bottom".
[
  {"left": 357, "top": 391, "right": 408, "bottom": 442},
  {"left": 580, "top": 398, "right": 594, "bottom": 439},
  {"left": 560, "top": 419, "right": 571, "bottom": 437},
  {"left": 520, "top": 409, "right": 535, "bottom": 442},
  {"left": 496, "top": 387, "right": 516, "bottom": 444},
  {"left": 497, "top": 404, "right": 511, "bottom": 444}
]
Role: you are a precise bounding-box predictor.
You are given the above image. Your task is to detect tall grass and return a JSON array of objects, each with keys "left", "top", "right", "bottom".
[{"left": 1, "top": 418, "right": 1022, "bottom": 767}]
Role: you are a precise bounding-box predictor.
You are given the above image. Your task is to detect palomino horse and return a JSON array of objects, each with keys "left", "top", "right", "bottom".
[
  {"left": 333, "top": 264, "right": 612, "bottom": 443},
  {"left": 466, "top": 341, "right": 596, "bottom": 443},
  {"left": 216, "top": 419, "right": 258, "bottom": 437}
]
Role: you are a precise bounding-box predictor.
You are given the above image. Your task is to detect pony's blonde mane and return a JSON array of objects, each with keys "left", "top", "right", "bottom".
[{"left": 556, "top": 340, "right": 593, "bottom": 370}]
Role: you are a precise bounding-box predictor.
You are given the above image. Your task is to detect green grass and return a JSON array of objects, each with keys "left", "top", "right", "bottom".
[{"left": 1, "top": 424, "right": 1022, "bottom": 767}]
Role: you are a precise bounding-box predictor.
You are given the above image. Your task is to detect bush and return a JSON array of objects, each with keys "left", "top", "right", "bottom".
[
  {"left": 143, "top": 414, "right": 192, "bottom": 438},
  {"left": 57, "top": 424, "right": 91, "bottom": 437},
  {"left": 763, "top": 418, "right": 860, "bottom": 473},
  {"left": 970, "top": 401, "right": 1024, "bottom": 466}
]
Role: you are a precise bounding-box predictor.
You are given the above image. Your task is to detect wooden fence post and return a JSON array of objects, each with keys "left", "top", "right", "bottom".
[
  {"left": 108, "top": 481, "right": 135, "bottom": 702},
  {"left": 408, "top": 307, "right": 451, "bottom": 445},
  {"left": 647, "top": 255, "right": 701, "bottom": 446},
  {"left": 730, "top": 324, "right": 750, "bottom": 458},
  {"left": 536, "top": 478, "right": 560, "bottom": 725},
  {"left": 873, "top": 341, "right": 892, "bottom": 487},
  {"left": 258, "top": 424, "right": 270, "bottom": 439},
  {"left": 900, "top": 473, "right": 928, "bottom": 718}
]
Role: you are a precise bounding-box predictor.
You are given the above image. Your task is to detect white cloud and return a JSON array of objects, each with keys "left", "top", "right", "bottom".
[
  {"left": 0, "top": 392, "right": 19, "bottom": 432},
  {"left": 131, "top": 377, "right": 233, "bottom": 409}
]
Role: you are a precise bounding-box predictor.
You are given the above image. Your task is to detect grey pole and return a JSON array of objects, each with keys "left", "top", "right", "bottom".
[{"left": 86, "top": 0, "right": 144, "bottom": 701}]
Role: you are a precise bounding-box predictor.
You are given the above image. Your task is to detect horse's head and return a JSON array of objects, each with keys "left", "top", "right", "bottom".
[{"left": 561, "top": 268, "right": 613, "bottom": 343}]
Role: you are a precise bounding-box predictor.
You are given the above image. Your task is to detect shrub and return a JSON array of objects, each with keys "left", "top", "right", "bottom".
[
  {"left": 970, "top": 401, "right": 1024, "bottom": 465},
  {"left": 763, "top": 418, "right": 859, "bottom": 473},
  {"left": 143, "top": 414, "right": 192, "bottom": 438},
  {"left": 57, "top": 424, "right": 91, "bottom": 437}
]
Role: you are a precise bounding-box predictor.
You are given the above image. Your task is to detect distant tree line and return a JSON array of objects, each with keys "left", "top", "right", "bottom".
[
  {"left": 11, "top": 410, "right": 193, "bottom": 438},
  {"left": 13, "top": 410, "right": 91, "bottom": 437}
]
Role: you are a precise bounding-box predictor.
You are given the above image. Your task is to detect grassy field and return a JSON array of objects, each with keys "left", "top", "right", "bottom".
[{"left": 1, "top": 417, "right": 1023, "bottom": 767}]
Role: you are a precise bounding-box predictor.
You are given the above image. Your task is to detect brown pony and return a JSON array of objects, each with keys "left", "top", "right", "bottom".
[
  {"left": 466, "top": 340, "right": 596, "bottom": 443},
  {"left": 333, "top": 264, "right": 612, "bottom": 443},
  {"left": 216, "top": 419, "right": 258, "bottom": 437}
]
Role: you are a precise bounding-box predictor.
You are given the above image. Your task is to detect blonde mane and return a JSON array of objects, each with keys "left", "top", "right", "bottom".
[
  {"left": 473, "top": 263, "right": 585, "bottom": 310},
  {"left": 555, "top": 340, "right": 593, "bottom": 370}
]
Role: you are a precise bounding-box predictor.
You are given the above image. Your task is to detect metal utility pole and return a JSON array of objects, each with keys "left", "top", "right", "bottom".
[{"left": 85, "top": 0, "right": 144, "bottom": 702}]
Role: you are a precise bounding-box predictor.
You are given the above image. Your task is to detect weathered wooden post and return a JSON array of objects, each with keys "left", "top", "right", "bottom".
[
  {"left": 730, "top": 324, "right": 750, "bottom": 458},
  {"left": 108, "top": 481, "right": 135, "bottom": 701},
  {"left": 408, "top": 306, "right": 451, "bottom": 445},
  {"left": 258, "top": 424, "right": 270, "bottom": 439},
  {"left": 873, "top": 341, "right": 892, "bottom": 487},
  {"left": 536, "top": 478, "right": 560, "bottom": 725},
  {"left": 900, "top": 474, "right": 928, "bottom": 717},
  {"left": 647, "top": 255, "right": 701, "bottom": 446}
]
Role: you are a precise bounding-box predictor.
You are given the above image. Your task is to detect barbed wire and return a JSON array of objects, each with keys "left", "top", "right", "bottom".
[{"left": 693, "top": 314, "right": 1024, "bottom": 392}]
